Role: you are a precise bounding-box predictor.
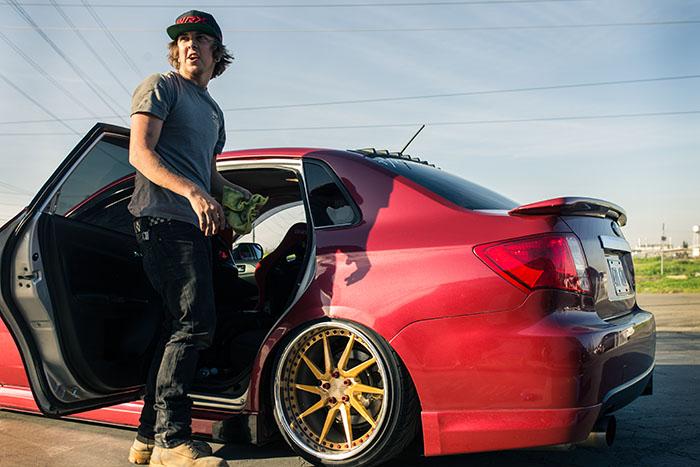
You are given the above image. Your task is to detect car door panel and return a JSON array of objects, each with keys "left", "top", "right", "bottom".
[
  {"left": 0, "top": 124, "right": 159, "bottom": 416},
  {"left": 38, "top": 213, "right": 159, "bottom": 393}
]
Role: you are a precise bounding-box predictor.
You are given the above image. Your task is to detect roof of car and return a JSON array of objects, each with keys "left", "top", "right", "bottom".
[
  {"left": 217, "top": 147, "right": 329, "bottom": 160},
  {"left": 217, "top": 147, "right": 437, "bottom": 167}
]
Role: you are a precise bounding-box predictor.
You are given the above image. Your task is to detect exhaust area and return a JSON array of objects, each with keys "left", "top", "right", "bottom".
[{"left": 576, "top": 415, "right": 616, "bottom": 448}]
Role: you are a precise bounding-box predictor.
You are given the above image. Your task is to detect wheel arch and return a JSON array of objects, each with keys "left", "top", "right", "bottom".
[{"left": 250, "top": 313, "right": 424, "bottom": 447}]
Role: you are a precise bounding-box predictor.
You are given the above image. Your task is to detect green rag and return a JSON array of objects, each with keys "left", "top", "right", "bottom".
[{"left": 222, "top": 186, "right": 268, "bottom": 235}]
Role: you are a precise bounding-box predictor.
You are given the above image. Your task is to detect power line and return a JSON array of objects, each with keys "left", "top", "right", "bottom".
[
  {"left": 49, "top": 0, "right": 132, "bottom": 97},
  {"left": 0, "top": 201, "right": 28, "bottom": 207},
  {"left": 219, "top": 74, "right": 700, "bottom": 112},
  {"left": 227, "top": 19, "right": 700, "bottom": 32},
  {"left": 0, "top": 30, "right": 101, "bottom": 119},
  {"left": 0, "top": 190, "right": 31, "bottom": 196},
  {"left": 0, "top": 180, "right": 32, "bottom": 195},
  {"left": 221, "top": 110, "right": 700, "bottom": 132},
  {"left": 2, "top": 73, "right": 698, "bottom": 126},
  {"left": 0, "top": 132, "right": 78, "bottom": 136},
  {"left": 0, "top": 131, "right": 80, "bottom": 137},
  {"left": 80, "top": 0, "right": 142, "bottom": 77},
  {"left": 0, "top": 110, "right": 698, "bottom": 135},
  {"left": 3, "top": 19, "right": 699, "bottom": 32},
  {"left": 7, "top": 0, "right": 128, "bottom": 125},
  {"left": 0, "top": 1, "right": 588, "bottom": 9},
  {"left": 0, "top": 72, "right": 80, "bottom": 135}
]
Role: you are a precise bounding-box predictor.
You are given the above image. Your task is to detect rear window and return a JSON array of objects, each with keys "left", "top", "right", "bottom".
[{"left": 370, "top": 157, "right": 518, "bottom": 210}]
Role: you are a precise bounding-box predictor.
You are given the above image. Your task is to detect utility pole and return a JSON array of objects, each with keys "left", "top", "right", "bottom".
[{"left": 660, "top": 223, "right": 666, "bottom": 276}]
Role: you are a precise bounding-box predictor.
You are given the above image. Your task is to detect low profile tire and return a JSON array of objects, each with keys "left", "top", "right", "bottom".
[{"left": 272, "top": 320, "right": 419, "bottom": 466}]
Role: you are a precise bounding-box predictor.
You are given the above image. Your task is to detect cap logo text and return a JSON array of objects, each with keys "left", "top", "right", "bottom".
[{"left": 177, "top": 16, "right": 208, "bottom": 25}]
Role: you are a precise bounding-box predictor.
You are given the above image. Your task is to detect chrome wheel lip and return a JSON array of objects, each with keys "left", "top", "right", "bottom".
[{"left": 273, "top": 321, "right": 390, "bottom": 461}]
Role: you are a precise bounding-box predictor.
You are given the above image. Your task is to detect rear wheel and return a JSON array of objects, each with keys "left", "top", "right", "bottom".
[{"left": 272, "top": 320, "right": 419, "bottom": 466}]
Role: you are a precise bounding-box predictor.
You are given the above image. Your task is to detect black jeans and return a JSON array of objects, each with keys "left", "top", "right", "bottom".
[{"left": 134, "top": 218, "right": 216, "bottom": 448}]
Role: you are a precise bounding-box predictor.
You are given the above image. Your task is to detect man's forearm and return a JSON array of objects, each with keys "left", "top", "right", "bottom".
[
  {"left": 131, "top": 148, "right": 201, "bottom": 200},
  {"left": 211, "top": 172, "right": 250, "bottom": 201}
]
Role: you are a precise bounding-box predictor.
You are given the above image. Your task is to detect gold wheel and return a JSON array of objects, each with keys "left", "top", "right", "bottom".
[{"left": 274, "top": 323, "right": 389, "bottom": 460}]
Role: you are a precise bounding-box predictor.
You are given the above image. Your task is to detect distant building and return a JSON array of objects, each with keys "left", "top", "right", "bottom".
[
  {"left": 634, "top": 226, "right": 699, "bottom": 258},
  {"left": 634, "top": 238, "right": 673, "bottom": 258}
]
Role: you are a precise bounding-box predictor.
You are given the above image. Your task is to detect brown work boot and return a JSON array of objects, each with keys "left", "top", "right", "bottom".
[
  {"left": 148, "top": 440, "right": 225, "bottom": 466},
  {"left": 129, "top": 437, "right": 155, "bottom": 464},
  {"left": 129, "top": 437, "right": 213, "bottom": 465}
]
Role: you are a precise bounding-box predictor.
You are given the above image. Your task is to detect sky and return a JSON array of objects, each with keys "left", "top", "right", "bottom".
[{"left": 1, "top": 0, "right": 698, "bottom": 246}]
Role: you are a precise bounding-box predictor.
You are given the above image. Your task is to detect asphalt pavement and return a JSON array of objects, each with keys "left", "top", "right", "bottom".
[{"left": 1, "top": 293, "right": 698, "bottom": 467}]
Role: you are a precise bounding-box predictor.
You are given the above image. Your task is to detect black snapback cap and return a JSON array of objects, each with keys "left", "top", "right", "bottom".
[{"left": 167, "top": 10, "right": 222, "bottom": 42}]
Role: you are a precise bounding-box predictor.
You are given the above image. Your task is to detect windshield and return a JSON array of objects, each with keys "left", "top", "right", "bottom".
[{"left": 370, "top": 157, "right": 518, "bottom": 210}]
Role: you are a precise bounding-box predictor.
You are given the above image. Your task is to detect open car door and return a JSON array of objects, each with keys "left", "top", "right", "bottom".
[{"left": 0, "top": 123, "right": 161, "bottom": 416}]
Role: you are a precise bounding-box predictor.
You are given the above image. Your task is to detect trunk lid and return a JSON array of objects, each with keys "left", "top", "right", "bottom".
[{"left": 510, "top": 197, "right": 635, "bottom": 320}]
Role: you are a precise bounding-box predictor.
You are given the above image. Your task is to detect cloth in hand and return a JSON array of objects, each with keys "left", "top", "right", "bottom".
[{"left": 222, "top": 186, "right": 268, "bottom": 235}]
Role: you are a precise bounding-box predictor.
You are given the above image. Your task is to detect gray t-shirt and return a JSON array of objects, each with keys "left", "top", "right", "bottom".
[{"left": 128, "top": 71, "right": 226, "bottom": 226}]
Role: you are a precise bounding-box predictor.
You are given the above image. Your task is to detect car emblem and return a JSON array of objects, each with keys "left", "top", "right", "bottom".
[{"left": 611, "top": 221, "right": 623, "bottom": 237}]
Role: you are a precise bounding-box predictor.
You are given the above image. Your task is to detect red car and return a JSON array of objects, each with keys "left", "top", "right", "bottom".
[{"left": 0, "top": 124, "right": 655, "bottom": 466}]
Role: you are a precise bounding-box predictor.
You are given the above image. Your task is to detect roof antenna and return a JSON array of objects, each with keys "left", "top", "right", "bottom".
[{"left": 398, "top": 124, "right": 425, "bottom": 156}]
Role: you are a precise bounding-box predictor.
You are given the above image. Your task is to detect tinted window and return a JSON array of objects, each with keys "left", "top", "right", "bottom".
[
  {"left": 55, "top": 136, "right": 133, "bottom": 215},
  {"left": 304, "top": 161, "right": 358, "bottom": 228},
  {"left": 68, "top": 180, "right": 135, "bottom": 235},
  {"left": 54, "top": 135, "right": 135, "bottom": 234},
  {"left": 370, "top": 157, "right": 518, "bottom": 210}
]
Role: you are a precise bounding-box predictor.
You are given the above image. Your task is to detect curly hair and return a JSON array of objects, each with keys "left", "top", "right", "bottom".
[{"left": 167, "top": 38, "right": 234, "bottom": 79}]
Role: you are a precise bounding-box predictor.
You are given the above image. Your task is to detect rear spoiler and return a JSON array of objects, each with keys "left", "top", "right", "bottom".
[{"left": 509, "top": 197, "right": 627, "bottom": 226}]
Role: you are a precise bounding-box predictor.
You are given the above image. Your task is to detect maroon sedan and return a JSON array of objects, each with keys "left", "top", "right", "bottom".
[{"left": 0, "top": 124, "right": 655, "bottom": 465}]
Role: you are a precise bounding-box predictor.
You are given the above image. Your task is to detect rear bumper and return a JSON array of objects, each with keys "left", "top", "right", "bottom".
[
  {"left": 602, "top": 362, "right": 654, "bottom": 414},
  {"left": 390, "top": 290, "right": 656, "bottom": 456},
  {"left": 421, "top": 405, "right": 600, "bottom": 456}
]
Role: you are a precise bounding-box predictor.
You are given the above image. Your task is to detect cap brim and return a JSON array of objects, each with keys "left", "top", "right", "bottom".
[{"left": 167, "top": 23, "right": 221, "bottom": 41}]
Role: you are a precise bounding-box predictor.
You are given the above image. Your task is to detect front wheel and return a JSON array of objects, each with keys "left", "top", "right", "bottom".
[{"left": 272, "top": 320, "right": 419, "bottom": 466}]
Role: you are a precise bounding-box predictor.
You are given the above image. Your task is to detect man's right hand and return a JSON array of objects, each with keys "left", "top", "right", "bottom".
[{"left": 187, "top": 187, "right": 226, "bottom": 236}]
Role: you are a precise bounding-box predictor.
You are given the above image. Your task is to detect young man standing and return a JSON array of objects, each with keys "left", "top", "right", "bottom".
[{"left": 127, "top": 10, "right": 249, "bottom": 466}]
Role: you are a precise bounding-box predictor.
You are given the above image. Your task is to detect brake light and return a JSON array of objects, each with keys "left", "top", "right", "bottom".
[{"left": 474, "top": 233, "right": 591, "bottom": 295}]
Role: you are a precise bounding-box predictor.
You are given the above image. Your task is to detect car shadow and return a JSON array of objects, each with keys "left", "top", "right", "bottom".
[
  {"left": 212, "top": 439, "right": 297, "bottom": 461},
  {"left": 314, "top": 173, "right": 395, "bottom": 307}
]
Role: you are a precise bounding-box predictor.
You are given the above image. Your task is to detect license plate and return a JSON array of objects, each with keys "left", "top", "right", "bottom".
[{"left": 607, "top": 256, "right": 631, "bottom": 296}]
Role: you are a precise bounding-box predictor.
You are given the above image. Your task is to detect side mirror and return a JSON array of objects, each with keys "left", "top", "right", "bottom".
[{"left": 232, "top": 242, "right": 263, "bottom": 262}]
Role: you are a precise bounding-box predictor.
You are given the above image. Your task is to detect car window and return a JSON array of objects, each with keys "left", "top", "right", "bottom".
[
  {"left": 66, "top": 177, "right": 135, "bottom": 235},
  {"left": 223, "top": 167, "right": 306, "bottom": 257},
  {"left": 52, "top": 135, "right": 135, "bottom": 234},
  {"left": 234, "top": 202, "right": 305, "bottom": 256},
  {"left": 304, "top": 160, "right": 358, "bottom": 228},
  {"left": 369, "top": 157, "right": 518, "bottom": 210}
]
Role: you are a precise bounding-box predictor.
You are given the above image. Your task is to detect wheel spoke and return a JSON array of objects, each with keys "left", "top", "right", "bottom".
[
  {"left": 349, "top": 396, "right": 377, "bottom": 428},
  {"left": 339, "top": 403, "right": 354, "bottom": 446},
  {"left": 323, "top": 334, "right": 334, "bottom": 376},
  {"left": 294, "top": 383, "right": 324, "bottom": 395},
  {"left": 281, "top": 326, "right": 389, "bottom": 453},
  {"left": 352, "top": 383, "right": 384, "bottom": 395},
  {"left": 337, "top": 334, "right": 355, "bottom": 372},
  {"left": 298, "top": 398, "right": 326, "bottom": 420},
  {"left": 301, "top": 354, "right": 324, "bottom": 380},
  {"left": 344, "top": 357, "right": 376, "bottom": 378},
  {"left": 319, "top": 405, "right": 340, "bottom": 444}
]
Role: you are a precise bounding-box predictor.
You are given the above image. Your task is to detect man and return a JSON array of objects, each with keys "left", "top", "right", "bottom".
[{"left": 127, "top": 10, "right": 249, "bottom": 466}]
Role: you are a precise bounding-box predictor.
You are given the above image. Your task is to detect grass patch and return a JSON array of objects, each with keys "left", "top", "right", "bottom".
[{"left": 634, "top": 257, "right": 700, "bottom": 293}]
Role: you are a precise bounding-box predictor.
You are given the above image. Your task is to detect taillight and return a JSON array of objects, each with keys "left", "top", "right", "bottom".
[{"left": 474, "top": 233, "right": 591, "bottom": 295}]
